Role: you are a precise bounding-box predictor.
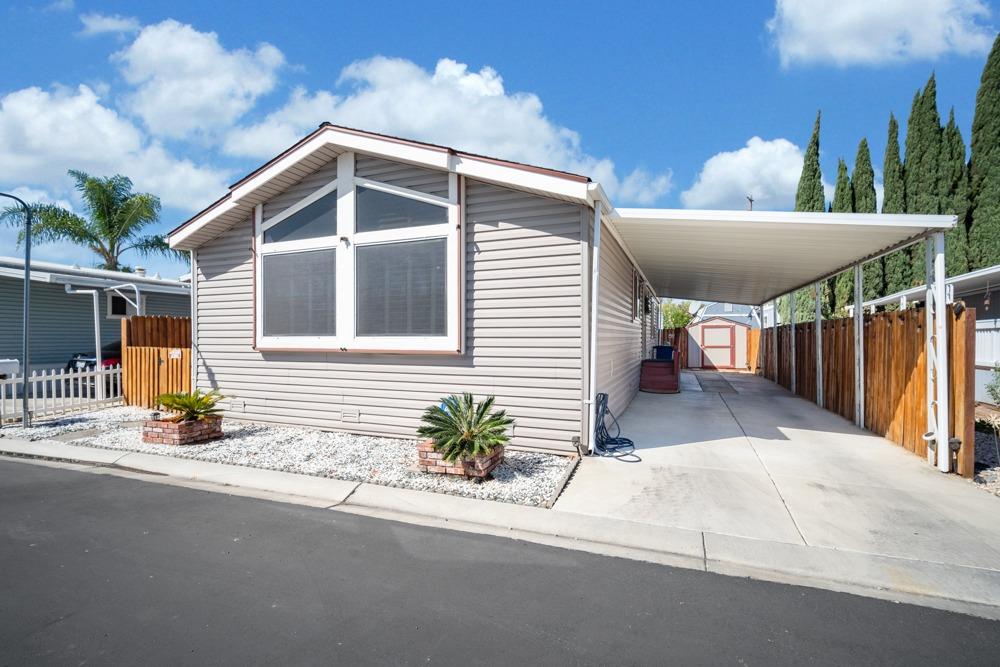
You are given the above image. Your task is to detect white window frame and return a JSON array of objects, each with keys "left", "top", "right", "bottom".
[
  {"left": 254, "top": 151, "right": 462, "bottom": 353},
  {"left": 106, "top": 292, "right": 145, "bottom": 319}
]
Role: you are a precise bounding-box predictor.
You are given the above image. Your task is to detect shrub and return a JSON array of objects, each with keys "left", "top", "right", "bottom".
[
  {"left": 155, "top": 389, "right": 225, "bottom": 423},
  {"left": 417, "top": 392, "right": 514, "bottom": 462}
]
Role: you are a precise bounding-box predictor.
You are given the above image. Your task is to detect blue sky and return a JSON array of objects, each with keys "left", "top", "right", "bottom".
[{"left": 1, "top": 0, "right": 996, "bottom": 278}]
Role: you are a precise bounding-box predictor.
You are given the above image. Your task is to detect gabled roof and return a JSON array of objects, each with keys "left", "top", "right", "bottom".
[
  {"left": 0, "top": 256, "right": 190, "bottom": 295},
  {"left": 169, "top": 123, "right": 596, "bottom": 250},
  {"left": 690, "top": 315, "right": 752, "bottom": 329}
]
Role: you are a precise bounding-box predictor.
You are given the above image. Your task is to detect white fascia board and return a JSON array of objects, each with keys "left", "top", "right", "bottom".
[
  {"left": 169, "top": 198, "right": 240, "bottom": 249},
  {"left": 452, "top": 154, "right": 590, "bottom": 203},
  {"left": 231, "top": 130, "right": 450, "bottom": 204},
  {"left": 0, "top": 266, "right": 54, "bottom": 283},
  {"left": 615, "top": 208, "right": 956, "bottom": 230},
  {"left": 864, "top": 262, "right": 1000, "bottom": 307}
]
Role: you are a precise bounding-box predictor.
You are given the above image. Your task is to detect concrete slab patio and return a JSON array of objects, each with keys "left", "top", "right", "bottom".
[{"left": 556, "top": 371, "right": 1000, "bottom": 573}]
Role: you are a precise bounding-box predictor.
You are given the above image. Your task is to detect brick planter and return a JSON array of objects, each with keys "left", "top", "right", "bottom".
[
  {"left": 142, "top": 416, "right": 223, "bottom": 445},
  {"left": 416, "top": 439, "right": 504, "bottom": 478}
]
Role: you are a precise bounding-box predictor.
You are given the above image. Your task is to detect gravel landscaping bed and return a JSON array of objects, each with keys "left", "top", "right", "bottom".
[
  {"left": 0, "top": 406, "right": 154, "bottom": 441},
  {"left": 3, "top": 409, "right": 574, "bottom": 507}
]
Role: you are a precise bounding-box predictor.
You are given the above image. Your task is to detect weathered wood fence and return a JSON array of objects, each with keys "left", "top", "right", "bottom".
[
  {"left": 122, "top": 316, "right": 192, "bottom": 408},
  {"left": 659, "top": 327, "right": 689, "bottom": 368},
  {"left": 756, "top": 306, "right": 976, "bottom": 477}
]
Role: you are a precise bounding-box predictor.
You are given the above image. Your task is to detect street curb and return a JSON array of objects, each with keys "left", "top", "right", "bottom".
[{"left": 3, "top": 440, "right": 1000, "bottom": 620}]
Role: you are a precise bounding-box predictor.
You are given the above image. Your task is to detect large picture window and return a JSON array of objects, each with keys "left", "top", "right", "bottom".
[{"left": 254, "top": 153, "right": 461, "bottom": 352}]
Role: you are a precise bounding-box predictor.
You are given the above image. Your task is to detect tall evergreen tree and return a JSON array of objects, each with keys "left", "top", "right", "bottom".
[
  {"left": 831, "top": 159, "right": 855, "bottom": 313},
  {"left": 792, "top": 111, "right": 828, "bottom": 321},
  {"left": 941, "top": 108, "right": 971, "bottom": 274},
  {"left": 969, "top": 33, "right": 1000, "bottom": 269},
  {"left": 851, "top": 138, "right": 884, "bottom": 300},
  {"left": 905, "top": 76, "right": 945, "bottom": 283},
  {"left": 796, "top": 111, "right": 826, "bottom": 212},
  {"left": 882, "top": 113, "right": 911, "bottom": 295}
]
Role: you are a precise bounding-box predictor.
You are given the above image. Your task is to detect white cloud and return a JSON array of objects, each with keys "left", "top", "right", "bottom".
[
  {"left": 45, "top": 0, "right": 74, "bottom": 11},
  {"left": 0, "top": 187, "right": 94, "bottom": 264},
  {"left": 681, "top": 137, "right": 832, "bottom": 210},
  {"left": 114, "top": 19, "right": 285, "bottom": 140},
  {"left": 0, "top": 84, "right": 228, "bottom": 212},
  {"left": 79, "top": 13, "right": 141, "bottom": 37},
  {"left": 768, "top": 0, "right": 995, "bottom": 66},
  {"left": 225, "top": 57, "right": 672, "bottom": 204}
]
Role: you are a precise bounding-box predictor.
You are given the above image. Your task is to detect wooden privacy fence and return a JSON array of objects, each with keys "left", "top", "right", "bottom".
[
  {"left": 747, "top": 329, "right": 761, "bottom": 374},
  {"left": 659, "top": 327, "right": 689, "bottom": 368},
  {"left": 121, "top": 316, "right": 192, "bottom": 408},
  {"left": 756, "top": 306, "right": 976, "bottom": 477}
]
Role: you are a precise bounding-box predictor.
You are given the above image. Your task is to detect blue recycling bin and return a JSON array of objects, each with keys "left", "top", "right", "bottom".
[{"left": 653, "top": 345, "right": 674, "bottom": 362}]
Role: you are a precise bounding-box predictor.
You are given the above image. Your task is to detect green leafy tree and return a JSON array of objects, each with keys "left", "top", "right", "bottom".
[
  {"left": 661, "top": 301, "right": 694, "bottom": 329},
  {"left": 969, "top": 33, "right": 1000, "bottom": 269},
  {"left": 941, "top": 109, "right": 971, "bottom": 275},
  {"left": 0, "top": 170, "right": 184, "bottom": 271},
  {"left": 831, "top": 158, "right": 855, "bottom": 314},
  {"left": 882, "top": 113, "right": 911, "bottom": 295},
  {"left": 795, "top": 111, "right": 826, "bottom": 212},
  {"left": 792, "top": 111, "right": 828, "bottom": 321},
  {"left": 905, "top": 75, "right": 944, "bottom": 283},
  {"left": 852, "top": 138, "right": 884, "bottom": 300}
]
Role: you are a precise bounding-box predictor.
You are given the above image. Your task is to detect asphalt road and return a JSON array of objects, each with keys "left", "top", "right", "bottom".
[{"left": 1, "top": 459, "right": 997, "bottom": 666}]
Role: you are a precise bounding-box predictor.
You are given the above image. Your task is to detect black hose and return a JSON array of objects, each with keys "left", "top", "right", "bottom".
[{"left": 594, "top": 392, "right": 640, "bottom": 462}]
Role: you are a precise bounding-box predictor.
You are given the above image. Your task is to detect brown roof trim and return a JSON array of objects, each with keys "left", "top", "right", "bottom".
[{"left": 171, "top": 122, "right": 592, "bottom": 238}]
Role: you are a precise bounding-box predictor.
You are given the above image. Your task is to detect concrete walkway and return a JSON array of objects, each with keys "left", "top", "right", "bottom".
[{"left": 556, "top": 370, "right": 1000, "bottom": 578}]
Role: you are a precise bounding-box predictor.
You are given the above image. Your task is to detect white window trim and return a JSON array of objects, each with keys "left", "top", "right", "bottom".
[
  {"left": 254, "top": 151, "right": 462, "bottom": 353},
  {"left": 106, "top": 292, "right": 145, "bottom": 319}
]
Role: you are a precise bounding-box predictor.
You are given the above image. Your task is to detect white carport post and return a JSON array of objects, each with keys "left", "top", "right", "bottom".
[
  {"left": 771, "top": 299, "right": 778, "bottom": 382},
  {"left": 814, "top": 282, "right": 823, "bottom": 408},
  {"left": 853, "top": 265, "right": 864, "bottom": 427},
  {"left": 789, "top": 293, "right": 796, "bottom": 394},
  {"left": 924, "top": 242, "right": 935, "bottom": 465},
  {"left": 586, "top": 202, "right": 603, "bottom": 454},
  {"left": 930, "top": 232, "right": 950, "bottom": 472}
]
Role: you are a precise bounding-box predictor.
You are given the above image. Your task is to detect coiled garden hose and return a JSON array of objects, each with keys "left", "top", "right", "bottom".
[{"left": 594, "top": 392, "right": 640, "bottom": 462}]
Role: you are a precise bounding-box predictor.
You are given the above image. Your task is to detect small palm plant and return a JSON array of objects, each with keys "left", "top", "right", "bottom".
[
  {"left": 155, "top": 389, "right": 224, "bottom": 423},
  {"left": 417, "top": 393, "right": 514, "bottom": 462}
]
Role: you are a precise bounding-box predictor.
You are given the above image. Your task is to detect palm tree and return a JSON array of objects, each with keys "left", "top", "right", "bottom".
[{"left": 1, "top": 170, "right": 185, "bottom": 271}]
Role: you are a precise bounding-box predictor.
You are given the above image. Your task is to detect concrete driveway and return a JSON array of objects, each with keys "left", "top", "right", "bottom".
[{"left": 556, "top": 371, "right": 1000, "bottom": 572}]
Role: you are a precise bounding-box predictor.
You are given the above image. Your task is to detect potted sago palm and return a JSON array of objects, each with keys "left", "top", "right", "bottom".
[
  {"left": 416, "top": 392, "right": 514, "bottom": 479},
  {"left": 142, "top": 389, "right": 225, "bottom": 445}
]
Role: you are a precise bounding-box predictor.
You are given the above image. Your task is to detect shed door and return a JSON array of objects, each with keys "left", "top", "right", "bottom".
[{"left": 701, "top": 325, "right": 735, "bottom": 369}]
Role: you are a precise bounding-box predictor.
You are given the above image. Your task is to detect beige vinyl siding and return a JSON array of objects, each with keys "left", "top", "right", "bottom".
[
  {"left": 355, "top": 155, "right": 450, "bottom": 198},
  {"left": 261, "top": 158, "right": 338, "bottom": 224},
  {"left": 595, "top": 223, "right": 644, "bottom": 419},
  {"left": 194, "top": 162, "right": 585, "bottom": 453}
]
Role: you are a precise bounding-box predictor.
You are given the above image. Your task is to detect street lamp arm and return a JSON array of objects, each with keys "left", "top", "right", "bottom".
[{"left": 0, "top": 192, "right": 33, "bottom": 428}]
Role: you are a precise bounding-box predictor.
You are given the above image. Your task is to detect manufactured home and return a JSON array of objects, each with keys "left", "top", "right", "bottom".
[
  {"left": 0, "top": 257, "right": 189, "bottom": 373},
  {"left": 169, "top": 124, "right": 956, "bottom": 455}
]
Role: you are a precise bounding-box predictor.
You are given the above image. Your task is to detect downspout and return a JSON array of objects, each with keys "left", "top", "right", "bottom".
[
  {"left": 586, "top": 202, "right": 603, "bottom": 454},
  {"left": 190, "top": 250, "right": 198, "bottom": 392},
  {"left": 65, "top": 285, "right": 103, "bottom": 399}
]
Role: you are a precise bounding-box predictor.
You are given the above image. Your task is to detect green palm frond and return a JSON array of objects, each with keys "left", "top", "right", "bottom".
[
  {"left": 417, "top": 392, "right": 514, "bottom": 462},
  {"left": 155, "top": 389, "right": 225, "bottom": 422}
]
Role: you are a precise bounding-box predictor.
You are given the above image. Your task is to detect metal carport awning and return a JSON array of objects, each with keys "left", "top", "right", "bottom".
[
  {"left": 609, "top": 209, "right": 955, "bottom": 305},
  {"left": 593, "top": 206, "right": 957, "bottom": 474}
]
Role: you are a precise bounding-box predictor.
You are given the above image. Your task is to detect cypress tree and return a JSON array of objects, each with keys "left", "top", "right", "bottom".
[
  {"left": 969, "top": 33, "right": 1000, "bottom": 269},
  {"left": 852, "top": 138, "right": 884, "bottom": 299},
  {"left": 941, "top": 109, "right": 971, "bottom": 274},
  {"left": 831, "top": 159, "right": 855, "bottom": 313},
  {"left": 793, "top": 111, "right": 827, "bottom": 321},
  {"left": 796, "top": 111, "right": 826, "bottom": 212},
  {"left": 906, "top": 75, "right": 944, "bottom": 282},
  {"left": 882, "top": 113, "right": 911, "bottom": 295}
]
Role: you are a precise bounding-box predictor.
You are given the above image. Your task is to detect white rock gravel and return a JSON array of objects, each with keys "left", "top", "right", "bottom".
[
  {"left": 3, "top": 409, "right": 574, "bottom": 507},
  {"left": 0, "top": 406, "right": 154, "bottom": 441}
]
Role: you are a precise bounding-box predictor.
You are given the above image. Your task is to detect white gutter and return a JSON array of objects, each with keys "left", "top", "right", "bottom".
[
  {"left": 586, "top": 202, "right": 603, "bottom": 454},
  {"left": 64, "top": 285, "right": 103, "bottom": 399}
]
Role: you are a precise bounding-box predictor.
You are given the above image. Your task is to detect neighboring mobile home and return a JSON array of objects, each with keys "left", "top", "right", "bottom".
[
  {"left": 168, "top": 124, "right": 955, "bottom": 455},
  {"left": 0, "top": 257, "right": 190, "bottom": 372}
]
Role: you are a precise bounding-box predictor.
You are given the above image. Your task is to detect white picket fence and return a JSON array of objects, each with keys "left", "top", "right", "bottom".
[{"left": 0, "top": 365, "right": 123, "bottom": 424}]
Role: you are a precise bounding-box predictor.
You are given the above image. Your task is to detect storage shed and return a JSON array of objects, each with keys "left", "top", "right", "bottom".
[{"left": 686, "top": 316, "right": 750, "bottom": 370}]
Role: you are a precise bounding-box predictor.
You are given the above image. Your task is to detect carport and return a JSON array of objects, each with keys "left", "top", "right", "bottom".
[
  {"left": 557, "top": 207, "right": 1000, "bottom": 573},
  {"left": 594, "top": 207, "right": 958, "bottom": 473}
]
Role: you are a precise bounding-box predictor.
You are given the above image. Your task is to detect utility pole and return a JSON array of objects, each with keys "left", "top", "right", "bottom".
[
  {"left": 0, "top": 193, "right": 32, "bottom": 427},
  {"left": 746, "top": 195, "right": 754, "bottom": 211}
]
